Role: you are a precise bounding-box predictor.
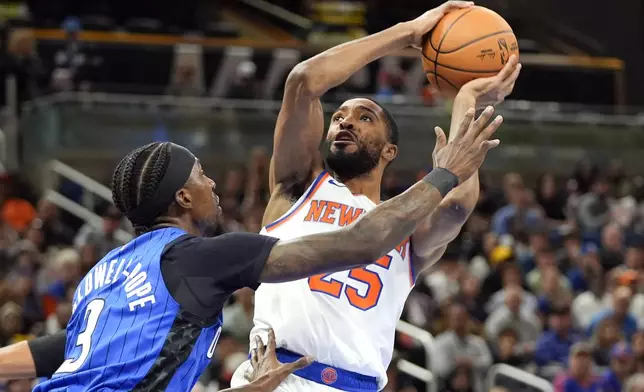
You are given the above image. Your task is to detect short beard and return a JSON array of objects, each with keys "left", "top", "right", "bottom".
[{"left": 324, "top": 141, "right": 381, "bottom": 182}]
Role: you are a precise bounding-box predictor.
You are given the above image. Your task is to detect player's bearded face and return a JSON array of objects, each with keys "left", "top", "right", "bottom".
[{"left": 324, "top": 136, "right": 383, "bottom": 182}]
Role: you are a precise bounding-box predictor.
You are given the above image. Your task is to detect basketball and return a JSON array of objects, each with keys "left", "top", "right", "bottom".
[{"left": 421, "top": 6, "right": 519, "bottom": 96}]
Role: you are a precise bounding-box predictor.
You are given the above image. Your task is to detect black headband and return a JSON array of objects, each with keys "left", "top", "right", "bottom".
[{"left": 127, "top": 143, "right": 196, "bottom": 225}]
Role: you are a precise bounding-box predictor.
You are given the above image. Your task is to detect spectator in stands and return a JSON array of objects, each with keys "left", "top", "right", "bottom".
[
  {"left": 599, "top": 223, "right": 625, "bottom": 272},
  {"left": 227, "top": 60, "right": 258, "bottom": 99},
  {"left": 577, "top": 175, "right": 613, "bottom": 236},
  {"left": 43, "top": 248, "right": 81, "bottom": 301},
  {"left": 0, "top": 29, "right": 47, "bottom": 110},
  {"left": 223, "top": 288, "right": 254, "bottom": 352},
  {"left": 535, "top": 304, "right": 581, "bottom": 374},
  {"left": 528, "top": 248, "right": 572, "bottom": 298},
  {"left": 591, "top": 317, "right": 625, "bottom": 367},
  {"left": 573, "top": 260, "right": 609, "bottom": 329},
  {"left": 485, "top": 285, "right": 541, "bottom": 346},
  {"left": 566, "top": 243, "right": 602, "bottom": 295},
  {"left": 491, "top": 173, "right": 542, "bottom": 236},
  {"left": 382, "top": 353, "right": 417, "bottom": 392},
  {"left": 44, "top": 300, "right": 72, "bottom": 335},
  {"left": 535, "top": 172, "right": 567, "bottom": 222},
  {"left": 598, "top": 342, "right": 635, "bottom": 392},
  {"left": 431, "top": 303, "right": 492, "bottom": 392},
  {"left": 74, "top": 204, "right": 125, "bottom": 260},
  {"left": 485, "top": 262, "right": 537, "bottom": 315},
  {"left": 34, "top": 199, "right": 75, "bottom": 251},
  {"left": 491, "top": 326, "right": 533, "bottom": 369},
  {"left": 634, "top": 330, "right": 644, "bottom": 373},
  {"left": 553, "top": 342, "right": 600, "bottom": 392},
  {"left": 456, "top": 273, "right": 487, "bottom": 326},
  {"left": 588, "top": 285, "right": 638, "bottom": 341},
  {"left": 166, "top": 63, "right": 204, "bottom": 97}
]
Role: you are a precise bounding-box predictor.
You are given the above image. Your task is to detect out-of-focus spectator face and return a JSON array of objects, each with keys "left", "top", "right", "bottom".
[
  {"left": 611, "top": 343, "right": 635, "bottom": 379},
  {"left": 596, "top": 318, "right": 622, "bottom": 348},
  {"left": 11, "top": 275, "right": 33, "bottom": 299},
  {"left": 483, "top": 233, "right": 498, "bottom": 256},
  {"left": 501, "top": 264, "right": 521, "bottom": 288},
  {"left": 8, "top": 29, "right": 34, "bottom": 57},
  {"left": 593, "top": 177, "right": 610, "bottom": 196},
  {"left": 536, "top": 250, "right": 556, "bottom": 270},
  {"left": 0, "top": 303, "right": 24, "bottom": 338},
  {"left": 55, "top": 248, "right": 81, "bottom": 283},
  {"left": 504, "top": 286, "right": 523, "bottom": 313},
  {"left": 7, "top": 379, "right": 32, "bottom": 392},
  {"left": 570, "top": 352, "right": 593, "bottom": 377},
  {"left": 37, "top": 199, "right": 59, "bottom": 221},
  {"left": 449, "top": 366, "right": 473, "bottom": 392},
  {"left": 223, "top": 168, "right": 245, "bottom": 196},
  {"left": 602, "top": 224, "right": 623, "bottom": 251},
  {"left": 103, "top": 205, "right": 122, "bottom": 235},
  {"left": 613, "top": 286, "right": 633, "bottom": 317},
  {"left": 625, "top": 247, "right": 644, "bottom": 271},
  {"left": 549, "top": 307, "right": 572, "bottom": 334},
  {"left": 539, "top": 173, "right": 557, "bottom": 199},
  {"left": 461, "top": 274, "right": 480, "bottom": 298},
  {"left": 529, "top": 231, "right": 549, "bottom": 253},
  {"left": 448, "top": 304, "right": 469, "bottom": 336}
]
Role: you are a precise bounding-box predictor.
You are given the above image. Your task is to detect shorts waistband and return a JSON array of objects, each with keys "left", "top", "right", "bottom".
[{"left": 274, "top": 348, "right": 378, "bottom": 392}]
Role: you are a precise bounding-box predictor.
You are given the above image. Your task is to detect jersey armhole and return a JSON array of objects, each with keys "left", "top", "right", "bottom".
[{"left": 264, "top": 170, "right": 329, "bottom": 232}]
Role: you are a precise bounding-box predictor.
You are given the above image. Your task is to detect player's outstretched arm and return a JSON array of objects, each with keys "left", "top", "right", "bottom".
[
  {"left": 260, "top": 106, "right": 501, "bottom": 283},
  {"left": 409, "top": 55, "right": 521, "bottom": 273},
  {"left": 0, "top": 331, "right": 66, "bottom": 380},
  {"left": 269, "top": 1, "right": 473, "bottom": 196}
]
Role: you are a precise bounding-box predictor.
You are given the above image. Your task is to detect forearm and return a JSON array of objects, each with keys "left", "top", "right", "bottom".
[
  {"left": 411, "top": 93, "right": 479, "bottom": 257},
  {"left": 295, "top": 23, "right": 412, "bottom": 97},
  {"left": 0, "top": 341, "right": 36, "bottom": 379},
  {"left": 261, "top": 178, "right": 445, "bottom": 282}
]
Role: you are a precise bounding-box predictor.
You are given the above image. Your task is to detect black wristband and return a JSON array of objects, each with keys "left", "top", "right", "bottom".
[{"left": 423, "top": 168, "right": 459, "bottom": 197}]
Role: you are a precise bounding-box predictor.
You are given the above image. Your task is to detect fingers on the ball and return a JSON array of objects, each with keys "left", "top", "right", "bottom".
[{"left": 447, "top": 1, "right": 474, "bottom": 9}]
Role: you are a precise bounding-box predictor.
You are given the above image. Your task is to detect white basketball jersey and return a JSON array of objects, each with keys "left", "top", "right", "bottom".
[{"left": 251, "top": 171, "right": 416, "bottom": 389}]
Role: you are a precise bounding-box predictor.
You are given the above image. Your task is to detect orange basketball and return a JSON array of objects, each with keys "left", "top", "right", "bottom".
[{"left": 421, "top": 6, "right": 519, "bottom": 97}]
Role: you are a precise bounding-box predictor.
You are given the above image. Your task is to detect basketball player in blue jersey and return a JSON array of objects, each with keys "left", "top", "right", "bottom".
[{"left": 0, "top": 97, "right": 503, "bottom": 390}]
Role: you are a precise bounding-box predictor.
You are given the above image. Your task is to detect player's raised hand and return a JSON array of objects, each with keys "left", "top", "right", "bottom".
[
  {"left": 243, "top": 329, "right": 313, "bottom": 391},
  {"left": 407, "top": 1, "right": 474, "bottom": 48},
  {"left": 459, "top": 54, "right": 522, "bottom": 108},
  {"left": 433, "top": 106, "right": 503, "bottom": 183}
]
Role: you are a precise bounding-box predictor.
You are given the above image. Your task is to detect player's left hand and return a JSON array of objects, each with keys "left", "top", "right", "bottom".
[
  {"left": 245, "top": 329, "right": 313, "bottom": 391},
  {"left": 459, "top": 54, "right": 522, "bottom": 109},
  {"left": 407, "top": 1, "right": 474, "bottom": 48}
]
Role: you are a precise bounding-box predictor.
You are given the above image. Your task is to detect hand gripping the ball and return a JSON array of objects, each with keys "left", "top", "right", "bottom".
[
  {"left": 407, "top": 1, "right": 474, "bottom": 48},
  {"left": 459, "top": 54, "right": 522, "bottom": 109},
  {"left": 432, "top": 106, "right": 503, "bottom": 184}
]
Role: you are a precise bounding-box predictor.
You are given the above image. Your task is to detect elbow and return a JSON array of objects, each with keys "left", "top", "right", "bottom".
[
  {"left": 286, "top": 63, "right": 322, "bottom": 98},
  {"left": 438, "top": 200, "right": 472, "bottom": 225}
]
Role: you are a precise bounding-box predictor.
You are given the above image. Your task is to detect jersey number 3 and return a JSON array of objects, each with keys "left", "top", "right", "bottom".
[
  {"left": 56, "top": 298, "right": 106, "bottom": 374},
  {"left": 308, "top": 255, "right": 392, "bottom": 311}
]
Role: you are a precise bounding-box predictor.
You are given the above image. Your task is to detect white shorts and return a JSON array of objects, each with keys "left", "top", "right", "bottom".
[{"left": 230, "top": 360, "right": 343, "bottom": 392}]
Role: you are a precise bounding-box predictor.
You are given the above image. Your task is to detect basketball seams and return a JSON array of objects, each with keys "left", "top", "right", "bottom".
[
  {"left": 440, "top": 29, "right": 514, "bottom": 54},
  {"left": 434, "top": 8, "right": 475, "bottom": 91},
  {"left": 425, "top": 71, "right": 458, "bottom": 91},
  {"left": 421, "top": 50, "right": 511, "bottom": 73}
]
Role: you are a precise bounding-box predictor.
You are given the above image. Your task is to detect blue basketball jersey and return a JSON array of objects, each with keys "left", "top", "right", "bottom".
[{"left": 34, "top": 228, "right": 222, "bottom": 392}]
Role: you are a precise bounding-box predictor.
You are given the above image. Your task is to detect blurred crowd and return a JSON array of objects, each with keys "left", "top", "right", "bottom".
[{"left": 2, "top": 150, "right": 644, "bottom": 392}]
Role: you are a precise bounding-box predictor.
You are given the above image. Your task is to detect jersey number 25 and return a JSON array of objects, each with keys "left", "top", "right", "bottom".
[{"left": 308, "top": 255, "right": 392, "bottom": 311}]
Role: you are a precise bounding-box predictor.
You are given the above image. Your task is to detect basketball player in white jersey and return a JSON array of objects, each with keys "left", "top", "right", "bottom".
[{"left": 231, "top": 1, "right": 522, "bottom": 390}]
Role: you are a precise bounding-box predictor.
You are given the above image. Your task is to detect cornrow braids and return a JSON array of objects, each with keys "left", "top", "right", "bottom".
[{"left": 111, "top": 142, "right": 172, "bottom": 234}]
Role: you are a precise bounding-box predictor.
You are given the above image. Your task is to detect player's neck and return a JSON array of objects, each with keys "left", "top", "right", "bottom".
[
  {"left": 343, "top": 172, "right": 382, "bottom": 205},
  {"left": 149, "top": 215, "right": 202, "bottom": 237}
]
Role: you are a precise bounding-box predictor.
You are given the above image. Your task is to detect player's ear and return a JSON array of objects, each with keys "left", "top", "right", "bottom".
[
  {"left": 175, "top": 187, "right": 192, "bottom": 209},
  {"left": 381, "top": 143, "right": 397, "bottom": 163}
]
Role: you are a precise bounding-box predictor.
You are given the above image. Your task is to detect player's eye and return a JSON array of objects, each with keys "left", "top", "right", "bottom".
[
  {"left": 333, "top": 115, "right": 343, "bottom": 122},
  {"left": 360, "top": 115, "right": 372, "bottom": 122}
]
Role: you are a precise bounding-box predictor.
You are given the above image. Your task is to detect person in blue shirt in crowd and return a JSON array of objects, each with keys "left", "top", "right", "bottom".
[
  {"left": 587, "top": 286, "right": 639, "bottom": 342},
  {"left": 597, "top": 343, "right": 635, "bottom": 392},
  {"left": 535, "top": 304, "right": 582, "bottom": 372}
]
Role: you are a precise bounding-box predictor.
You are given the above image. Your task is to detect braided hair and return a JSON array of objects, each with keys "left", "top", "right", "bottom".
[{"left": 111, "top": 142, "right": 173, "bottom": 234}]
